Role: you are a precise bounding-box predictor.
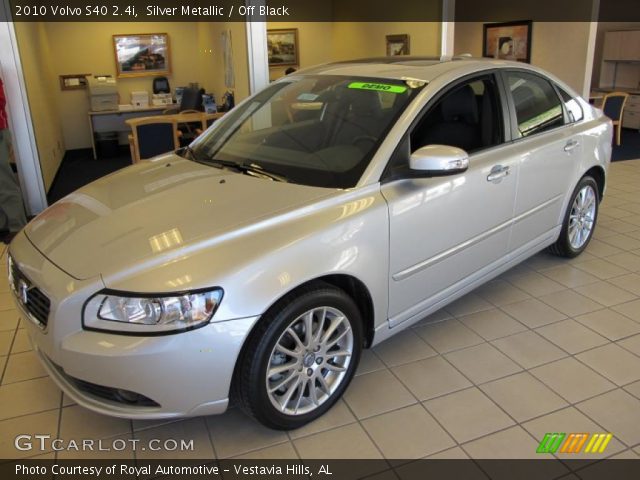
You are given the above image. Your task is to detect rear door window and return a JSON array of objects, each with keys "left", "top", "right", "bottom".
[
  {"left": 558, "top": 87, "right": 584, "bottom": 123},
  {"left": 506, "top": 71, "right": 564, "bottom": 137}
]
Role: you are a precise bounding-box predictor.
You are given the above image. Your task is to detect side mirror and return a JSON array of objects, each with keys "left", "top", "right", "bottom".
[{"left": 409, "top": 145, "right": 469, "bottom": 176}]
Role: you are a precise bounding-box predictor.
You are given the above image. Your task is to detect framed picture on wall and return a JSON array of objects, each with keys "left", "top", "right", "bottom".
[
  {"left": 267, "top": 29, "right": 299, "bottom": 67},
  {"left": 483, "top": 21, "right": 532, "bottom": 63},
  {"left": 386, "top": 34, "right": 410, "bottom": 56},
  {"left": 113, "top": 33, "right": 170, "bottom": 77}
]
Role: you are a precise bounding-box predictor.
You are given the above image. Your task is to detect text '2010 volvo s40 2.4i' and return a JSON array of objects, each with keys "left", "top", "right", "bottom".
[{"left": 8, "top": 57, "right": 611, "bottom": 429}]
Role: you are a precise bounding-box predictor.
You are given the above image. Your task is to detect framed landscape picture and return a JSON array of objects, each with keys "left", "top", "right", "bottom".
[
  {"left": 113, "top": 33, "right": 170, "bottom": 77},
  {"left": 267, "top": 29, "right": 299, "bottom": 67},
  {"left": 483, "top": 21, "right": 532, "bottom": 63},
  {"left": 386, "top": 34, "right": 410, "bottom": 56}
]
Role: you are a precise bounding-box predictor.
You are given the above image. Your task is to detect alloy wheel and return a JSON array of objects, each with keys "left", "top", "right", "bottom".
[
  {"left": 568, "top": 184, "right": 597, "bottom": 250},
  {"left": 266, "top": 306, "right": 354, "bottom": 415}
]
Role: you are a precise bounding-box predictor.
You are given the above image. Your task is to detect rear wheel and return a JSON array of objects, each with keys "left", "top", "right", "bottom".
[
  {"left": 548, "top": 175, "right": 599, "bottom": 258},
  {"left": 236, "top": 284, "right": 363, "bottom": 429}
]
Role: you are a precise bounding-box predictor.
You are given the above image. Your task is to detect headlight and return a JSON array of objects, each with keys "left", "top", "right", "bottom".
[
  {"left": 7, "top": 255, "right": 14, "bottom": 288},
  {"left": 83, "top": 288, "right": 223, "bottom": 334}
]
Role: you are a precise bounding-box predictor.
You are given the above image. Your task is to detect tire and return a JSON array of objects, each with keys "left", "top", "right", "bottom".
[
  {"left": 0, "top": 207, "right": 8, "bottom": 232},
  {"left": 548, "top": 175, "right": 599, "bottom": 258},
  {"left": 236, "top": 283, "right": 363, "bottom": 430}
]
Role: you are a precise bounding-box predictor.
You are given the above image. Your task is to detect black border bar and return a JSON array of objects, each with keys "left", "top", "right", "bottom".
[
  {"left": 3, "top": 459, "right": 640, "bottom": 480},
  {"left": 2, "top": 0, "right": 640, "bottom": 22}
]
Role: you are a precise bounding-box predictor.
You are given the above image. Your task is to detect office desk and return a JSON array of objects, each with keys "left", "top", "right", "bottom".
[
  {"left": 589, "top": 91, "right": 604, "bottom": 105},
  {"left": 125, "top": 111, "right": 224, "bottom": 132},
  {"left": 88, "top": 106, "right": 174, "bottom": 159}
]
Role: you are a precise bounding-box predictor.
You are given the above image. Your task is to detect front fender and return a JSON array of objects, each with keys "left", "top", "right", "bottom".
[{"left": 101, "top": 185, "right": 390, "bottom": 331}]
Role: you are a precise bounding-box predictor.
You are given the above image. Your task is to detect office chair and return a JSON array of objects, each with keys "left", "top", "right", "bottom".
[
  {"left": 601, "top": 92, "right": 629, "bottom": 146},
  {"left": 164, "top": 87, "right": 204, "bottom": 114},
  {"left": 163, "top": 87, "right": 205, "bottom": 144},
  {"left": 195, "top": 115, "right": 223, "bottom": 136},
  {"left": 128, "top": 118, "right": 180, "bottom": 163},
  {"left": 179, "top": 87, "right": 204, "bottom": 112}
]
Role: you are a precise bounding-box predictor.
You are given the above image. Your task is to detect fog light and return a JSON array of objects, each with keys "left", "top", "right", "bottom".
[{"left": 115, "top": 389, "right": 140, "bottom": 403}]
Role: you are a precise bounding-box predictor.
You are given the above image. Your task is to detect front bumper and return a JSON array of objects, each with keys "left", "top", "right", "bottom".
[
  {"left": 8, "top": 231, "right": 259, "bottom": 419},
  {"left": 28, "top": 321, "right": 258, "bottom": 419}
]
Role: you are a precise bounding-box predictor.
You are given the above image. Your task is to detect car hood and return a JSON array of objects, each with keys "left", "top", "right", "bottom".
[{"left": 25, "top": 155, "right": 334, "bottom": 280}]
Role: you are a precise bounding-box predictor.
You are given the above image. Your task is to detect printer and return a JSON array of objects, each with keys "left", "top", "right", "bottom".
[
  {"left": 87, "top": 77, "right": 118, "bottom": 112},
  {"left": 131, "top": 91, "right": 149, "bottom": 109}
]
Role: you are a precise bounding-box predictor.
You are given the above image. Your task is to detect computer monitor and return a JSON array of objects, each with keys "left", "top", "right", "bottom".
[{"left": 153, "top": 77, "right": 170, "bottom": 94}]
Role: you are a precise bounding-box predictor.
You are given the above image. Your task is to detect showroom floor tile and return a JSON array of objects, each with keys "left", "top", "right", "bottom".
[
  {"left": 490, "top": 330, "right": 568, "bottom": 369},
  {"left": 423, "top": 387, "right": 515, "bottom": 444},
  {"left": 360, "top": 404, "right": 455, "bottom": 460},
  {"left": 535, "top": 319, "right": 609, "bottom": 354},
  {"left": 478, "top": 372, "right": 568, "bottom": 423},
  {"left": 1, "top": 160, "right": 640, "bottom": 461},
  {"left": 574, "top": 308, "right": 640, "bottom": 340},
  {"left": 443, "top": 343, "right": 522, "bottom": 384},
  {"left": 461, "top": 425, "right": 542, "bottom": 459},
  {"left": 343, "top": 369, "right": 416, "bottom": 419},
  {"left": 573, "top": 280, "right": 638, "bottom": 307},
  {"left": 619, "top": 333, "right": 640, "bottom": 355},
  {"left": 529, "top": 357, "right": 616, "bottom": 403},
  {"left": 390, "top": 355, "right": 472, "bottom": 401},
  {"left": 458, "top": 308, "right": 528, "bottom": 341},
  {"left": 575, "top": 389, "right": 640, "bottom": 447}
]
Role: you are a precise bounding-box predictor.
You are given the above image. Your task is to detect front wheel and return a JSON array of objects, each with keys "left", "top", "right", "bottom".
[
  {"left": 548, "top": 175, "right": 599, "bottom": 258},
  {"left": 236, "top": 284, "right": 363, "bottom": 430}
]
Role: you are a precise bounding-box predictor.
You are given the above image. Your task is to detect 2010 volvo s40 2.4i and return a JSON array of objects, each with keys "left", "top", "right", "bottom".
[{"left": 8, "top": 58, "right": 611, "bottom": 429}]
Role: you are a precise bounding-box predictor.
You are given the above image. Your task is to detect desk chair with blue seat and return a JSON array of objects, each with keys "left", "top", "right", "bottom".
[
  {"left": 601, "top": 92, "right": 629, "bottom": 146},
  {"left": 128, "top": 118, "right": 180, "bottom": 163}
]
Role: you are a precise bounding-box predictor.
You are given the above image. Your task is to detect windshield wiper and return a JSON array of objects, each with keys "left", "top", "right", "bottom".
[
  {"left": 178, "top": 145, "right": 204, "bottom": 162},
  {"left": 208, "top": 159, "right": 288, "bottom": 182},
  {"left": 182, "top": 148, "right": 287, "bottom": 182}
]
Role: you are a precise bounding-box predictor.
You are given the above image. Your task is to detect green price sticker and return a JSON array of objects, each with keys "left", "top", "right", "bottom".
[{"left": 348, "top": 82, "right": 407, "bottom": 94}]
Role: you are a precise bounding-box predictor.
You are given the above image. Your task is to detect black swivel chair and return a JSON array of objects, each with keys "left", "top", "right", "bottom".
[
  {"left": 163, "top": 87, "right": 204, "bottom": 114},
  {"left": 178, "top": 87, "right": 204, "bottom": 112},
  {"left": 164, "top": 87, "right": 205, "bottom": 145}
]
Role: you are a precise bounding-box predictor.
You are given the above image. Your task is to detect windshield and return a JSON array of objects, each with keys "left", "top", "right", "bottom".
[{"left": 190, "top": 75, "right": 423, "bottom": 188}]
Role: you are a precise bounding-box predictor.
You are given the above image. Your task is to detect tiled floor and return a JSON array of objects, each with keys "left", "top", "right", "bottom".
[{"left": 2, "top": 161, "right": 640, "bottom": 464}]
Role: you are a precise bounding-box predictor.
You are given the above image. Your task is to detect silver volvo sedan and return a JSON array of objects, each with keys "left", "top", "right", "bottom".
[{"left": 7, "top": 58, "right": 611, "bottom": 429}]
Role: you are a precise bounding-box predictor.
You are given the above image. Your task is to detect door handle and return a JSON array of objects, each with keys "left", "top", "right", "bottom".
[
  {"left": 564, "top": 139, "right": 580, "bottom": 152},
  {"left": 487, "top": 165, "right": 510, "bottom": 183}
]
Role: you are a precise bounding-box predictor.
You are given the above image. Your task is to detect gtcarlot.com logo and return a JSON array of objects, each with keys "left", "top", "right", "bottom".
[
  {"left": 14, "top": 434, "right": 194, "bottom": 452},
  {"left": 537, "top": 432, "right": 613, "bottom": 454}
]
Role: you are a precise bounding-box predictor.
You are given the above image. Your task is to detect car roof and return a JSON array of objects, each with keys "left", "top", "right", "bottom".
[{"left": 293, "top": 56, "right": 539, "bottom": 84}]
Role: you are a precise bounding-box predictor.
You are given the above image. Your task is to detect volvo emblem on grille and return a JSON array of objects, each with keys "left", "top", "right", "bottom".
[{"left": 18, "top": 280, "right": 29, "bottom": 305}]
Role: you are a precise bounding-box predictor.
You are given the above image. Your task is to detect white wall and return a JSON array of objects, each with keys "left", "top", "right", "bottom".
[{"left": 13, "top": 22, "right": 65, "bottom": 191}]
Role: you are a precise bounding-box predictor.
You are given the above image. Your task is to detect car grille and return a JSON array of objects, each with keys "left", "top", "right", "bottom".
[{"left": 8, "top": 256, "right": 51, "bottom": 327}]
